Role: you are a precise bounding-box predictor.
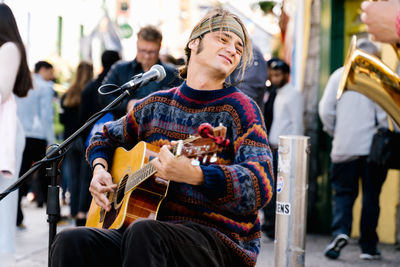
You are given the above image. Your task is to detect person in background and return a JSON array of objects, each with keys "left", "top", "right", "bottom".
[
  {"left": 160, "top": 52, "right": 181, "bottom": 66},
  {"left": 261, "top": 59, "right": 304, "bottom": 239},
  {"left": 101, "top": 25, "right": 183, "bottom": 118},
  {"left": 60, "top": 61, "right": 93, "bottom": 226},
  {"left": 74, "top": 50, "right": 121, "bottom": 226},
  {"left": 361, "top": 0, "right": 400, "bottom": 44},
  {"left": 227, "top": 43, "right": 268, "bottom": 111},
  {"left": 50, "top": 8, "right": 273, "bottom": 267},
  {"left": 0, "top": 3, "right": 33, "bottom": 265},
  {"left": 16, "top": 61, "right": 55, "bottom": 229},
  {"left": 262, "top": 57, "right": 279, "bottom": 137},
  {"left": 319, "top": 39, "right": 388, "bottom": 261},
  {"left": 79, "top": 50, "right": 121, "bottom": 130}
]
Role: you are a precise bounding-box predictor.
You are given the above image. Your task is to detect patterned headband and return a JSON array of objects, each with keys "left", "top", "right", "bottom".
[{"left": 189, "top": 15, "right": 245, "bottom": 45}]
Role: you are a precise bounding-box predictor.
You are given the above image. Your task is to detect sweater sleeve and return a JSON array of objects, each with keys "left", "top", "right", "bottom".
[
  {"left": 0, "top": 42, "right": 21, "bottom": 103},
  {"left": 319, "top": 68, "right": 342, "bottom": 137},
  {"left": 40, "top": 85, "right": 55, "bottom": 145},
  {"left": 86, "top": 109, "right": 139, "bottom": 167},
  {"left": 197, "top": 110, "right": 274, "bottom": 215}
]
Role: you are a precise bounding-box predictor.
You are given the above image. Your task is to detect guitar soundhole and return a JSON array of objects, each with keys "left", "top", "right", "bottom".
[{"left": 116, "top": 174, "right": 128, "bottom": 205}]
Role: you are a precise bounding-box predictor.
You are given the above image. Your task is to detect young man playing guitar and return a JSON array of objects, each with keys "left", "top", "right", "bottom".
[{"left": 50, "top": 8, "right": 274, "bottom": 267}]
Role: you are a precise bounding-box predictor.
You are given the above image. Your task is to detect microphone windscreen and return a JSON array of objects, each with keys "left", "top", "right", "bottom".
[{"left": 151, "top": 64, "right": 166, "bottom": 82}]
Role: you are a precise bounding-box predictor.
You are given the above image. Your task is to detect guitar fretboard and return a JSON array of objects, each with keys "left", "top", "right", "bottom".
[
  {"left": 121, "top": 136, "right": 203, "bottom": 193},
  {"left": 124, "top": 163, "right": 157, "bottom": 193}
]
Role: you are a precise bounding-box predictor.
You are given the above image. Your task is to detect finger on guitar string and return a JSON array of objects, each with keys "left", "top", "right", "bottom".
[
  {"left": 89, "top": 169, "right": 116, "bottom": 211},
  {"left": 158, "top": 145, "right": 175, "bottom": 165},
  {"left": 89, "top": 185, "right": 112, "bottom": 211},
  {"left": 150, "top": 156, "right": 167, "bottom": 180}
]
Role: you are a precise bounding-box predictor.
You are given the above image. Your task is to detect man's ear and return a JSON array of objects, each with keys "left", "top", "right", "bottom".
[{"left": 188, "top": 38, "right": 199, "bottom": 50}]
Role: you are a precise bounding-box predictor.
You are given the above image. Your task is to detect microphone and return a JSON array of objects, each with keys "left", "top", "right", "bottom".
[{"left": 120, "top": 64, "right": 166, "bottom": 90}]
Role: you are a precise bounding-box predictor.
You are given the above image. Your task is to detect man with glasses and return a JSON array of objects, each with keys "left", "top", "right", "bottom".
[{"left": 101, "top": 25, "right": 182, "bottom": 118}]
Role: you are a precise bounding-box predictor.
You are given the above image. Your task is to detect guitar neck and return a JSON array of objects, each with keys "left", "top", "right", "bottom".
[
  {"left": 125, "top": 163, "right": 157, "bottom": 193},
  {"left": 122, "top": 131, "right": 221, "bottom": 193}
]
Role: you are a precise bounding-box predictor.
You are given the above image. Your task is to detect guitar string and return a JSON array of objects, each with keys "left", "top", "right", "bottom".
[
  {"left": 115, "top": 135, "right": 210, "bottom": 195},
  {"left": 115, "top": 140, "right": 184, "bottom": 193},
  {"left": 116, "top": 142, "right": 213, "bottom": 195}
]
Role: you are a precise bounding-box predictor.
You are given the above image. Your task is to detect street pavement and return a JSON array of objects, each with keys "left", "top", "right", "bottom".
[{"left": 7, "top": 199, "right": 400, "bottom": 267}]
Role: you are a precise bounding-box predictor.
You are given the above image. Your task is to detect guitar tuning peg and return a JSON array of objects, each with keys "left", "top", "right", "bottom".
[
  {"left": 202, "top": 155, "right": 208, "bottom": 164},
  {"left": 191, "top": 158, "right": 200, "bottom": 166},
  {"left": 176, "top": 140, "right": 184, "bottom": 156},
  {"left": 210, "top": 153, "right": 217, "bottom": 163}
]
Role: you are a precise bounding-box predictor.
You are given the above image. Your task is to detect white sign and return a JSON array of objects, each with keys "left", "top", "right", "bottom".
[{"left": 276, "top": 201, "right": 291, "bottom": 215}]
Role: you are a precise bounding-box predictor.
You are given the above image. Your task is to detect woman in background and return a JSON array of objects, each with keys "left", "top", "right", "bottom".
[
  {"left": 0, "top": 3, "right": 33, "bottom": 265},
  {"left": 60, "top": 61, "right": 93, "bottom": 226}
]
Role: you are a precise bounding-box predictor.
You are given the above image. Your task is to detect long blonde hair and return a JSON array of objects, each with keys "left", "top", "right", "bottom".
[{"left": 63, "top": 61, "right": 93, "bottom": 108}]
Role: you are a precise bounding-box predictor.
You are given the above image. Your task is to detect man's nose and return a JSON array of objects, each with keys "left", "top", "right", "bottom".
[{"left": 225, "top": 42, "right": 236, "bottom": 55}]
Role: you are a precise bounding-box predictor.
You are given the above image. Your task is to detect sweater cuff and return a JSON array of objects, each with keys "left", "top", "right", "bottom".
[
  {"left": 87, "top": 147, "right": 113, "bottom": 169},
  {"left": 197, "top": 165, "right": 227, "bottom": 200}
]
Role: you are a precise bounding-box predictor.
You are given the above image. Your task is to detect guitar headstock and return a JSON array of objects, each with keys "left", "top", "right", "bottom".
[{"left": 172, "top": 123, "right": 229, "bottom": 165}]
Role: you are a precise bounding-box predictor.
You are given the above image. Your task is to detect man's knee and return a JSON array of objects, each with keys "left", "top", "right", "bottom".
[
  {"left": 51, "top": 228, "right": 88, "bottom": 254},
  {"left": 50, "top": 229, "right": 85, "bottom": 266},
  {"left": 124, "top": 219, "right": 158, "bottom": 237}
]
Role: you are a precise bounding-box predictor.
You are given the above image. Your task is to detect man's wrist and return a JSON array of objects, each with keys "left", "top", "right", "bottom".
[{"left": 92, "top": 162, "right": 107, "bottom": 172}]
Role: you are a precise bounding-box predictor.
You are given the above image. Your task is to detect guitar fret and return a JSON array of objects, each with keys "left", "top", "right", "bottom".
[{"left": 125, "top": 163, "right": 157, "bottom": 193}]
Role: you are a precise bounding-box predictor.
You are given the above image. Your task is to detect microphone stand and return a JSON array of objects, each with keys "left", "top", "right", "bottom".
[{"left": 0, "top": 85, "right": 137, "bottom": 266}]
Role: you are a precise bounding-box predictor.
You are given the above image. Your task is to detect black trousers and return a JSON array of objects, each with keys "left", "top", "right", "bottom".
[
  {"left": 330, "top": 156, "right": 388, "bottom": 252},
  {"left": 50, "top": 219, "right": 247, "bottom": 267},
  {"left": 17, "top": 137, "right": 48, "bottom": 225},
  {"left": 262, "top": 149, "right": 278, "bottom": 237},
  {"left": 62, "top": 139, "right": 92, "bottom": 217}
]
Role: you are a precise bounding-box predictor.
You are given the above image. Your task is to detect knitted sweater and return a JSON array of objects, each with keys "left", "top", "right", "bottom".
[{"left": 87, "top": 81, "right": 274, "bottom": 266}]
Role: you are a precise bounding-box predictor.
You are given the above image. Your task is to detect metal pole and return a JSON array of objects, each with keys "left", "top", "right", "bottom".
[{"left": 274, "top": 135, "right": 310, "bottom": 267}]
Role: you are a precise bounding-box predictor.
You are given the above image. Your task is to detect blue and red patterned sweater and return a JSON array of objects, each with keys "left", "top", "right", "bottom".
[{"left": 87, "top": 81, "right": 274, "bottom": 266}]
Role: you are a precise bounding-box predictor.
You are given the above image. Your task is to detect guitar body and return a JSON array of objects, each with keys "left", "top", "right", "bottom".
[{"left": 86, "top": 141, "right": 169, "bottom": 229}]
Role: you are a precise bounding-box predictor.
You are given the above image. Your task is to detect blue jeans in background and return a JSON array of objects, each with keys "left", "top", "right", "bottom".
[{"left": 330, "top": 156, "right": 388, "bottom": 252}]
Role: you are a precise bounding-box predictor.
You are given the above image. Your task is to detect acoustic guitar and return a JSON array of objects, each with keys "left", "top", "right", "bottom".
[{"left": 85, "top": 123, "right": 228, "bottom": 230}]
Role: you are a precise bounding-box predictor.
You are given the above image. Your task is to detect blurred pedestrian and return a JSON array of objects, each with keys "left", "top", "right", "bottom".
[
  {"left": 0, "top": 3, "right": 32, "bottom": 265},
  {"left": 263, "top": 57, "right": 279, "bottom": 135},
  {"left": 319, "top": 39, "right": 388, "bottom": 260},
  {"left": 160, "top": 52, "right": 180, "bottom": 66},
  {"left": 80, "top": 50, "right": 121, "bottom": 134},
  {"left": 227, "top": 43, "right": 268, "bottom": 110},
  {"left": 60, "top": 61, "right": 93, "bottom": 225},
  {"left": 16, "top": 61, "right": 55, "bottom": 229},
  {"left": 101, "top": 25, "right": 182, "bottom": 118},
  {"left": 261, "top": 59, "right": 304, "bottom": 239}
]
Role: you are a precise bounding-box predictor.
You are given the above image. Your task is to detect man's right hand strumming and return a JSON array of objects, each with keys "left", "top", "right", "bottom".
[{"left": 89, "top": 160, "right": 117, "bottom": 212}]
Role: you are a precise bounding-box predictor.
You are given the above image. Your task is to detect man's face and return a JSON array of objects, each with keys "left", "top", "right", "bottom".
[
  {"left": 190, "top": 30, "right": 243, "bottom": 78},
  {"left": 41, "top": 68, "right": 55, "bottom": 81},
  {"left": 136, "top": 39, "right": 161, "bottom": 70},
  {"left": 269, "top": 69, "right": 288, "bottom": 88}
]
